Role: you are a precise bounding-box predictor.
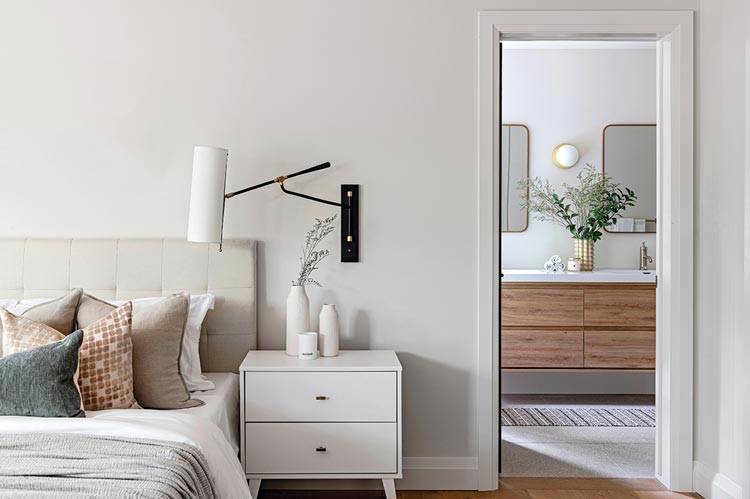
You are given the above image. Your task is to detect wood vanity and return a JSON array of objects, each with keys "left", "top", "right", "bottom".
[{"left": 501, "top": 270, "right": 656, "bottom": 372}]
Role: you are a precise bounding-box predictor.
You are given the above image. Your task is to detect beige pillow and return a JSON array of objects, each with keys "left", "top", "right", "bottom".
[
  {"left": 1, "top": 308, "right": 66, "bottom": 355},
  {"left": 79, "top": 302, "right": 140, "bottom": 411},
  {"left": 22, "top": 288, "right": 83, "bottom": 333},
  {"left": 77, "top": 293, "right": 201, "bottom": 409}
]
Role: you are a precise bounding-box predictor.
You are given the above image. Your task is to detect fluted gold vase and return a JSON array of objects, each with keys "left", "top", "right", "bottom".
[{"left": 573, "top": 238, "right": 595, "bottom": 271}]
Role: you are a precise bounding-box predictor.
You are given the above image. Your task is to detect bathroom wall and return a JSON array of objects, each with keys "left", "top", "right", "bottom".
[{"left": 501, "top": 42, "right": 657, "bottom": 270}]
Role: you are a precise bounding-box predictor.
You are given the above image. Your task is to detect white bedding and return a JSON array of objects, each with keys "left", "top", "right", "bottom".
[
  {"left": 181, "top": 372, "right": 240, "bottom": 453},
  {"left": 0, "top": 410, "right": 252, "bottom": 499}
]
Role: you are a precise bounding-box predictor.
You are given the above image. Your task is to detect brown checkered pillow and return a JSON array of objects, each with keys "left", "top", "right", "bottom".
[
  {"left": 1, "top": 308, "right": 66, "bottom": 355},
  {"left": 79, "top": 302, "right": 141, "bottom": 411}
]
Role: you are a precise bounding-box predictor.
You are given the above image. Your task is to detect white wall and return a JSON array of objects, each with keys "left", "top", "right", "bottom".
[
  {"left": 694, "top": 0, "right": 750, "bottom": 497},
  {"left": 2, "top": 0, "right": 749, "bottom": 495},
  {"left": 501, "top": 44, "right": 657, "bottom": 270}
]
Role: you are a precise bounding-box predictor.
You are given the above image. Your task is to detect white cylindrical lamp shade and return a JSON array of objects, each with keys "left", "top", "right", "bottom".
[{"left": 188, "top": 146, "right": 228, "bottom": 243}]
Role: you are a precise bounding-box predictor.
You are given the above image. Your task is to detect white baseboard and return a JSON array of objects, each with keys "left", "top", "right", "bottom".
[
  {"left": 399, "top": 457, "right": 479, "bottom": 490},
  {"left": 693, "top": 461, "right": 743, "bottom": 499},
  {"left": 260, "top": 457, "right": 480, "bottom": 491}
]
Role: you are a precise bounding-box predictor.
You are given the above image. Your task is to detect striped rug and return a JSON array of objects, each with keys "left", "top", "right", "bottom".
[{"left": 501, "top": 407, "right": 656, "bottom": 427}]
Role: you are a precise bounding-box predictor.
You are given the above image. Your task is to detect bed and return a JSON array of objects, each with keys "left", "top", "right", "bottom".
[{"left": 0, "top": 239, "right": 256, "bottom": 499}]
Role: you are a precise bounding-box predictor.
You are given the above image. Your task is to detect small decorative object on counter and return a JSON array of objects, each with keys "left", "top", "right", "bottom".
[
  {"left": 567, "top": 257, "right": 582, "bottom": 272},
  {"left": 544, "top": 255, "right": 565, "bottom": 273},
  {"left": 319, "top": 304, "right": 340, "bottom": 357},
  {"left": 298, "top": 332, "right": 319, "bottom": 360}
]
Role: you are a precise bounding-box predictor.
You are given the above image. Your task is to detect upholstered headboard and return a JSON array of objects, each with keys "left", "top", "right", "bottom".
[{"left": 0, "top": 239, "right": 256, "bottom": 372}]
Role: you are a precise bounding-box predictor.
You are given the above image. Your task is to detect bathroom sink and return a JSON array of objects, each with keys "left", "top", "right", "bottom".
[{"left": 501, "top": 268, "right": 657, "bottom": 283}]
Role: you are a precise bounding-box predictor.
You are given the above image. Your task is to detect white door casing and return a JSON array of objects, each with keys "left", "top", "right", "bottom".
[{"left": 477, "top": 10, "right": 694, "bottom": 491}]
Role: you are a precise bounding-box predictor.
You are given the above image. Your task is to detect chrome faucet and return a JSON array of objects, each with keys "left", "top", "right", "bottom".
[{"left": 639, "top": 241, "right": 653, "bottom": 270}]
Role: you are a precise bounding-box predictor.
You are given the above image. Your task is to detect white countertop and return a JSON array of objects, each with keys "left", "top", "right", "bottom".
[
  {"left": 240, "top": 350, "right": 402, "bottom": 371},
  {"left": 502, "top": 269, "right": 657, "bottom": 283}
]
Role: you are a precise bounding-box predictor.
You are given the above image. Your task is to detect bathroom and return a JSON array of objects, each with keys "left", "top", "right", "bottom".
[{"left": 500, "top": 40, "right": 658, "bottom": 478}]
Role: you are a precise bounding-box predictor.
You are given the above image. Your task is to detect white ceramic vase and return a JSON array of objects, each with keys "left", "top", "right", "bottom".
[
  {"left": 286, "top": 285, "right": 310, "bottom": 356},
  {"left": 319, "top": 303, "right": 340, "bottom": 357}
]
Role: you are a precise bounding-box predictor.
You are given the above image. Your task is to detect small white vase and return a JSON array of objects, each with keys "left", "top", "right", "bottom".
[
  {"left": 286, "top": 285, "right": 310, "bottom": 356},
  {"left": 319, "top": 304, "right": 339, "bottom": 357}
]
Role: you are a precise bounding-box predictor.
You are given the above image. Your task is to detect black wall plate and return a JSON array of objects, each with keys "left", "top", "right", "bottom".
[{"left": 341, "top": 184, "right": 359, "bottom": 262}]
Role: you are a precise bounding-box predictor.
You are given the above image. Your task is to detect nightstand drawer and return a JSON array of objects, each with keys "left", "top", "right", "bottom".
[
  {"left": 245, "top": 422, "right": 397, "bottom": 474},
  {"left": 244, "top": 371, "right": 397, "bottom": 422}
]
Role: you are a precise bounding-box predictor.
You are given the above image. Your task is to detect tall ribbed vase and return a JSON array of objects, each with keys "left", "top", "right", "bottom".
[
  {"left": 319, "top": 304, "right": 340, "bottom": 357},
  {"left": 573, "top": 238, "right": 595, "bottom": 271},
  {"left": 286, "top": 285, "right": 310, "bottom": 356}
]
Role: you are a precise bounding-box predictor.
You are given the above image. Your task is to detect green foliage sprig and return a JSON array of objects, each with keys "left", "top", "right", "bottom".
[
  {"left": 518, "top": 164, "right": 637, "bottom": 242},
  {"left": 293, "top": 215, "right": 336, "bottom": 287}
]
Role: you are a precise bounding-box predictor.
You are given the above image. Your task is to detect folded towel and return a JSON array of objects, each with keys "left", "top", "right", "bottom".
[
  {"left": 634, "top": 219, "right": 646, "bottom": 232},
  {"left": 616, "top": 218, "right": 634, "bottom": 232},
  {"left": 544, "top": 256, "right": 565, "bottom": 273}
]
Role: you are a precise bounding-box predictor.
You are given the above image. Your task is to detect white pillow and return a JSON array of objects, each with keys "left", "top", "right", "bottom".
[
  {"left": 0, "top": 299, "right": 18, "bottom": 310},
  {"left": 6, "top": 298, "right": 44, "bottom": 315},
  {"left": 110, "top": 294, "right": 216, "bottom": 392}
]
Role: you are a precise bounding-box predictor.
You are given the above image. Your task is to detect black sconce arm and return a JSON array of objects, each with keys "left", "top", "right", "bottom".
[
  {"left": 222, "top": 161, "right": 359, "bottom": 262},
  {"left": 224, "top": 162, "right": 334, "bottom": 200}
]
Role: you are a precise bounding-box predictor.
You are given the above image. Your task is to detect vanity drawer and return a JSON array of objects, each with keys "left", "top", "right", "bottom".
[
  {"left": 245, "top": 422, "right": 397, "bottom": 475},
  {"left": 244, "top": 371, "right": 397, "bottom": 422},
  {"left": 583, "top": 288, "right": 656, "bottom": 327},
  {"left": 501, "top": 329, "right": 583, "bottom": 368},
  {"left": 584, "top": 330, "right": 655, "bottom": 369},
  {"left": 501, "top": 288, "right": 583, "bottom": 327}
]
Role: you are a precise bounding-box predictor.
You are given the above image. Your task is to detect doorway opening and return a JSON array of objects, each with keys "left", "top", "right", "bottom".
[
  {"left": 499, "top": 40, "right": 658, "bottom": 478},
  {"left": 476, "top": 10, "right": 694, "bottom": 493}
]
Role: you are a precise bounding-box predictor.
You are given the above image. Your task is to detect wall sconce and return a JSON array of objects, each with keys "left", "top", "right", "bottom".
[
  {"left": 187, "top": 146, "right": 359, "bottom": 262},
  {"left": 552, "top": 143, "right": 580, "bottom": 169}
]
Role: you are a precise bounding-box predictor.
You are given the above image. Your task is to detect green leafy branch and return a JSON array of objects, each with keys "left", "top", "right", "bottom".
[{"left": 518, "top": 164, "right": 636, "bottom": 242}]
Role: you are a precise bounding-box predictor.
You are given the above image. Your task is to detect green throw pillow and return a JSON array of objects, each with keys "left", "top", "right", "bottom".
[{"left": 0, "top": 329, "right": 85, "bottom": 417}]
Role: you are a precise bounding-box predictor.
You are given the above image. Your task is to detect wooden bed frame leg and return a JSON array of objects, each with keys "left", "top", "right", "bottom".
[
  {"left": 382, "top": 478, "right": 396, "bottom": 499},
  {"left": 248, "top": 479, "right": 261, "bottom": 498}
]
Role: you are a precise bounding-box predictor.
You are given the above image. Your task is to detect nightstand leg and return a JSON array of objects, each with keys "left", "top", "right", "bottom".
[
  {"left": 382, "top": 478, "right": 396, "bottom": 499},
  {"left": 248, "top": 479, "right": 261, "bottom": 498}
]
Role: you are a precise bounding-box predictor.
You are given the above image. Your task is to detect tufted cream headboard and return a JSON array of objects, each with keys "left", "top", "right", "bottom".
[{"left": 0, "top": 239, "right": 256, "bottom": 372}]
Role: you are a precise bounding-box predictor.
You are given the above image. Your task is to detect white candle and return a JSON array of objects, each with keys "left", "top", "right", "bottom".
[{"left": 298, "top": 332, "right": 319, "bottom": 360}]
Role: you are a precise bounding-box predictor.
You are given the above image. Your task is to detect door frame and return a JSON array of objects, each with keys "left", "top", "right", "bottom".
[{"left": 476, "top": 10, "right": 694, "bottom": 491}]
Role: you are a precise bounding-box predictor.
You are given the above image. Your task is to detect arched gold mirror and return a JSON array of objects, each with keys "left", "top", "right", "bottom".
[{"left": 500, "top": 124, "right": 530, "bottom": 233}]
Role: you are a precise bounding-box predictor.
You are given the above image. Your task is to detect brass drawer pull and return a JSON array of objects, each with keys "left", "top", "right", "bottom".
[
  {"left": 315, "top": 395, "right": 328, "bottom": 400},
  {"left": 316, "top": 446, "right": 327, "bottom": 452}
]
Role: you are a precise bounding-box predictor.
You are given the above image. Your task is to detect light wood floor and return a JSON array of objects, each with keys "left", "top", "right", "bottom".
[{"left": 258, "top": 478, "right": 703, "bottom": 498}]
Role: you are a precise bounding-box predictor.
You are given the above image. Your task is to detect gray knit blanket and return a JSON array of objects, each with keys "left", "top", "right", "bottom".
[{"left": 0, "top": 433, "right": 217, "bottom": 499}]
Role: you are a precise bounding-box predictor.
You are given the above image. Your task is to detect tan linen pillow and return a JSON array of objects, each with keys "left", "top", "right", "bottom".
[
  {"left": 1, "top": 308, "right": 66, "bottom": 355},
  {"left": 22, "top": 288, "right": 83, "bottom": 333},
  {"left": 79, "top": 302, "right": 141, "bottom": 411},
  {"left": 77, "top": 293, "right": 201, "bottom": 409}
]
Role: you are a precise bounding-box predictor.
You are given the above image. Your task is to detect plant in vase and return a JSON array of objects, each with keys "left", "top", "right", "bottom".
[
  {"left": 286, "top": 215, "right": 336, "bottom": 356},
  {"left": 518, "top": 164, "right": 637, "bottom": 271}
]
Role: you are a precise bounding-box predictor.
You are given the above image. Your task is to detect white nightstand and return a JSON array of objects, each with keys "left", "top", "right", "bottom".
[{"left": 240, "top": 350, "right": 402, "bottom": 499}]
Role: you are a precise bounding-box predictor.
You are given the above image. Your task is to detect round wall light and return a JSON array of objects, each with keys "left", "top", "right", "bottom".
[{"left": 552, "top": 143, "right": 580, "bottom": 169}]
